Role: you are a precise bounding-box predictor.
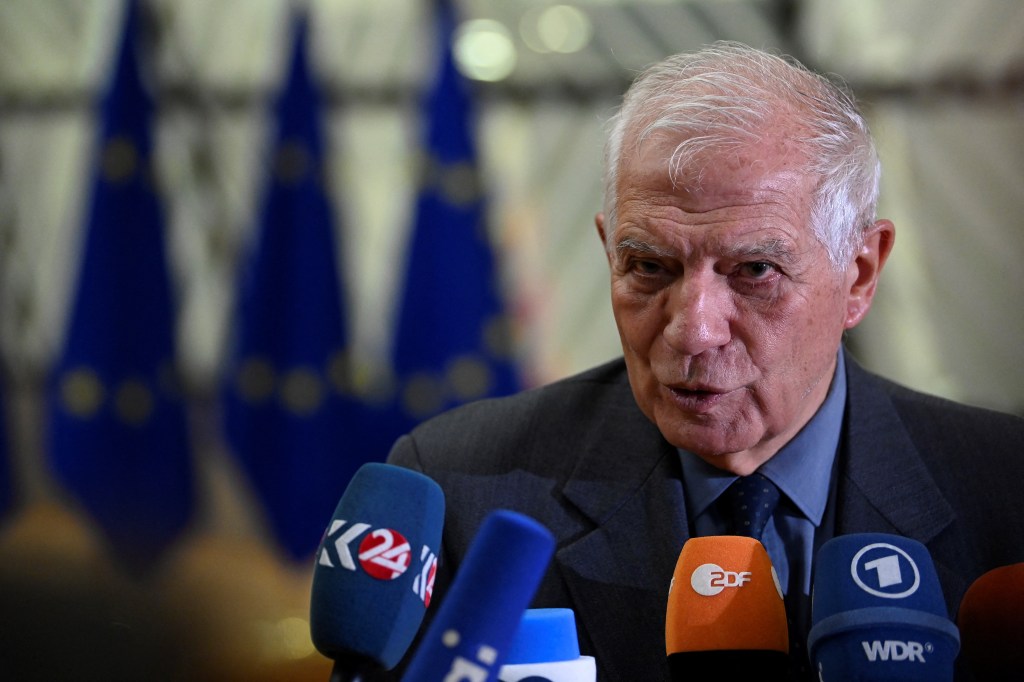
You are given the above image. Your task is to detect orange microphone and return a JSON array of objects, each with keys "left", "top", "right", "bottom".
[
  {"left": 957, "top": 563, "right": 1024, "bottom": 680},
  {"left": 666, "top": 536, "right": 789, "bottom": 680}
]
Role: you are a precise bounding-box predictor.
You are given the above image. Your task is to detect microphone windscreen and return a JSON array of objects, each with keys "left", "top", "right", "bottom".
[
  {"left": 403, "top": 509, "right": 555, "bottom": 682},
  {"left": 957, "top": 562, "right": 1024, "bottom": 679},
  {"left": 308, "top": 462, "right": 444, "bottom": 670},
  {"left": 499, "top": 608, "right": 596, "bottom": 682},
  {"left": 665, "top": 536, "right": 789, "bottom": 679},
  {"left": 808, "top": 533, "right": 960, "bottom": 681}
]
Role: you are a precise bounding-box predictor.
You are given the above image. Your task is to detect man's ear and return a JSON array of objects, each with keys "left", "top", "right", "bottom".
[
  {"left": 845, "top": 219, "right": 895, "bottom": 329},
  {"left": 595, "top": 213, "right": 612, "bottom": 264}
]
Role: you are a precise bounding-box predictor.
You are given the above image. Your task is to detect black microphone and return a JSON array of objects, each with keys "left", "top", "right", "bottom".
[
  {"left": 957, "top": 562, "right": 1024, "bottom": 680},
  {"left": 308, "top": 462, "right": 444, "bottom": 681}
]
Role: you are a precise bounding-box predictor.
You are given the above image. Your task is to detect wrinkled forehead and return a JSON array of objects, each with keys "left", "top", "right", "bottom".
[{"left": 620, "top": 125, "right": 819, "bottom": 202}]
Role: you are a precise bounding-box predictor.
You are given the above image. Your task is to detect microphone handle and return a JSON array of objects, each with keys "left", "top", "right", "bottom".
[
  {"left": 668, "top": 649, "right": 789, "bottom": 681},
  {"left": 328, "top": 654, "right": 390, "bottom": 682}
]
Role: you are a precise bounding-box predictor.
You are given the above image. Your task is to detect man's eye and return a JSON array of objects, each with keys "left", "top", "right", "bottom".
[
  {"left": 739, "top": 262, "right": 777, "bottom": 279},
  {"left": 633, "top": 260, "right": 663, "bottom": 275}
]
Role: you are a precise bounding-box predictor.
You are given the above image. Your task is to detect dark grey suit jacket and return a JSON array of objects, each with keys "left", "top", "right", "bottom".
[{"left": 387, "top": 350, "right": 1024, "bottom": 680}]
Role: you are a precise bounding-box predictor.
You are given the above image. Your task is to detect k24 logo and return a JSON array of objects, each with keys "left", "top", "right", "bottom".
[{"left": 317, "top": 519, "right": 438, "bottom": 605}]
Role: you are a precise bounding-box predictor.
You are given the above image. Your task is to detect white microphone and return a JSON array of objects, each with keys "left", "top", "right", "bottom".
[{"left": 498, "top": 609, "right": 596, "bottom": 682}]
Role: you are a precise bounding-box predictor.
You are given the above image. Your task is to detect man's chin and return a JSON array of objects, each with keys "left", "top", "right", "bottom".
[
  {"left": 661, "top": 424, "right": 766, "bottom": 473},
  {"left": 686, "top": 450, "right": 767, "bottom": 476}
]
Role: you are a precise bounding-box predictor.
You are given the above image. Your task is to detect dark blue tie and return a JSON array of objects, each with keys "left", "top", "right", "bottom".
[
  {"left": 723, "top": 473, "right": 812, "bottom": 677},
  {"left": 724, "top": 472, "right": 780, "bottom": 541}
]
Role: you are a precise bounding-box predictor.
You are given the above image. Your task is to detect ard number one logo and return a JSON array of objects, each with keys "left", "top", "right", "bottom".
[{"left": 850, "top": 542, "right": 921, "bottom": 599}]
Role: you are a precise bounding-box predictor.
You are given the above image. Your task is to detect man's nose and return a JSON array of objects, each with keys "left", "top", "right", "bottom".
[{"left": 662, "top": 273, "right": 732, "bottom": 355}]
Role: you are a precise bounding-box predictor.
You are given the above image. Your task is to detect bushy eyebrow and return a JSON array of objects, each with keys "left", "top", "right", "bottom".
[
  {"left": 614, "top": 237, "right": 677, "bottom": 259},
  {"left": 723, "top": 237, "right": 798, "bottom": 265},
  {"left": 615, "top": 235, "right": 799, "bottom": 265}
]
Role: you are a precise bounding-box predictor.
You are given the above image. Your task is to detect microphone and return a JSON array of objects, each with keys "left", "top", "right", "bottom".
[
  {"left": 957, "top": 562, "right": 1024, "bottom": 679},
  {"left": 665, "top": 535, "right": 789, "bottom": 680},
  {"left": 497, "top": 608, "right": 596, "bottom": 681},
  {"left": 402, "top": 509, "right": 556, "bottom": 682},
  {"left": 807, "top": 533, "right": 960, "bottom": 681},
  {"left": 309, "top": 462, "right": 445, "bottom": 681}
]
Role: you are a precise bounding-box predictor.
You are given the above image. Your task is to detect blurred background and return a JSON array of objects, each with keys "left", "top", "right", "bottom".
[{"left": 0, "top": 0, "right": 1021, "bottom": 679}]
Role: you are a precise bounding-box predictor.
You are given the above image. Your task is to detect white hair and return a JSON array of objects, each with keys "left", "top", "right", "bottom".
[{"left": 603, "top": 41, "right": 881, "bottom": 269}]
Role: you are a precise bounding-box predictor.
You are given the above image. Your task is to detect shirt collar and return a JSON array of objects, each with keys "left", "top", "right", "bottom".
[{"left": 679, "top": 350, "right": 847, "bottom": 527}]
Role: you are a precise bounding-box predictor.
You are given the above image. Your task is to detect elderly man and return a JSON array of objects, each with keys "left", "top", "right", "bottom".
[{"left": 388, "top": 42, "right": 1024, "bottom": 680}]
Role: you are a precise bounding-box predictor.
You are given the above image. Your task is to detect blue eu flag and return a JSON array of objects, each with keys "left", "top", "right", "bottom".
[
  {"left": 387, "top": 0, "right": 521, "bottom": 437},
  {"left": 222, "top": 17, "right": 362, "bottom": 561},
  {"left": 46, "top": 1, "right": 193, "bottom": 569}
]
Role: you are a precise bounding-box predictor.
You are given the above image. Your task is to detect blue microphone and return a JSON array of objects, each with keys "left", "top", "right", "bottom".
[
  {"left": 309, "top": 462, "right": 444, "bottom": 681},
  {"left": 498, "top": 608, "right": 596, "bottom": 681},
  {"left": 807, "top": 533, "right": 960, "bottom": 681},
  {"left": 402, "top": 510, "right": 556, "bottom": 682}
]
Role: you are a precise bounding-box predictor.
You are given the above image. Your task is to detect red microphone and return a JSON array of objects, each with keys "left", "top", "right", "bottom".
[{"left": 957, "top": 563, "right": 1024, "bottom": 680}]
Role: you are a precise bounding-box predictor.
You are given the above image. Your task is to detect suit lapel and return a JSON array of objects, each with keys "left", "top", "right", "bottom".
[
  {"left": 555, "top": 385, "right": 687, "bottom": 679},
  {"left": 837, "top": 354, "right": 972, "bottom": 604},
  {"left": 838, "top": 355, "right": 955, "bottom": 543}
]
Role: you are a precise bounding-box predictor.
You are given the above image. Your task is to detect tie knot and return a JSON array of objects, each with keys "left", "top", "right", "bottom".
[{"left": 723, "top": 472, "right": 780, "bottom": 541}]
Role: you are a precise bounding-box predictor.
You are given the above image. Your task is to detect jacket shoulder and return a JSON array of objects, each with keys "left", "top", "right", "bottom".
[
  {"left": 414, "top": 359, "right": 629, "bottom": 446},
  {"left": 851, "top": 361, "right": 1024, "bottom": 449},
  {"left": 387, "top": 358, "right": 639, "bottom": 473}
]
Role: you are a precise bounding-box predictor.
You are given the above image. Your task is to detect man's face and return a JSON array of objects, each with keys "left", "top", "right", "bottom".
[{"left": 599, "top": 136, "right": 863, "bottom": 474}]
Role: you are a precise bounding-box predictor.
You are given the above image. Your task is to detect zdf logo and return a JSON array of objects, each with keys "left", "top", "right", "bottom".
[
  {"left": 690, "top": 563, "right": 752, "bottom": 596},
  {"left": 850, "top": 543, "right": 921, "bottom": 599},
  {"left": 317, "top": 520, "right": 411, "bottom": 580}
]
